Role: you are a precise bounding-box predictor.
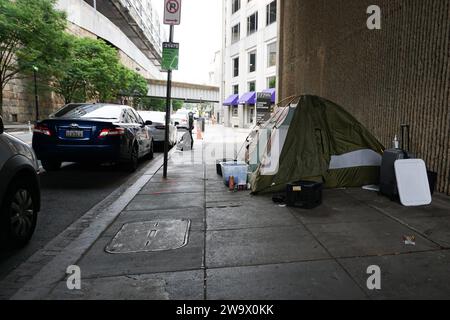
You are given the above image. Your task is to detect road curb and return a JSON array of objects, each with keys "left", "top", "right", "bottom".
[{"left": 2, "top": 149, "right": 176, "bottom": 300}]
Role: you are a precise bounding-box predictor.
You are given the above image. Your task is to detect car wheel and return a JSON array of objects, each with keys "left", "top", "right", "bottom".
[
  {"left": 127, "top": 144, "right": 139, "bottom": 172},
  {"left": 0, "top": 176, "right": 38, "bottom": 248},
  {"left": 42, "top": 160, "right": 61, "bottom": 172},
  {"left": 146, "top": 140, "right": 154, "bottom": 160}
]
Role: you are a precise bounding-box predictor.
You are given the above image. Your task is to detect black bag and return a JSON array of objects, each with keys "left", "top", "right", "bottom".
[{"left": 380, "top": 125, "right": 414, "bottom": 200}]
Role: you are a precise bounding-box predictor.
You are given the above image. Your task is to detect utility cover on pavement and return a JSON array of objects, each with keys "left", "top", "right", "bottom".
[{"left": 105, "top": 219, "right": 191, "bottom": 254}]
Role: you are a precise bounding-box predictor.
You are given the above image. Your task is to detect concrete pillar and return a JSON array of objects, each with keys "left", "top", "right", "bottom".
[
  {"left": 223, "top": 105, "right": 231, "bottom": 127},
  {"left": 238, "top": 104, "right": 244, "bottom": 128}
]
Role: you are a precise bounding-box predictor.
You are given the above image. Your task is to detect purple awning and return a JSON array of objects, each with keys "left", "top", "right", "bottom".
[
  {"left": 263, "top": 88, "right": 276, "bottom": 103},
  {"left": 223, "top": 94, "right": 239, "bottom": 106},
  {"left": 238, "top": 92, "right": 256, "bottom": 105}
]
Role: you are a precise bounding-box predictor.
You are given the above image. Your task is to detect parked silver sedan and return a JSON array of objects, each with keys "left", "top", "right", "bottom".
[{"left": 138, "top": 111, "right": 178, "bottom": 147}]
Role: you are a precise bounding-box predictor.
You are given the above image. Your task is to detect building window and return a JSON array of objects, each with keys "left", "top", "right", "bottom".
[
  {"left": 248, "top": 51, "right": 256, "bottom": 73},
  {"left": 232, "top": 106, "right": 238, "bottom": 117},
  {"left": 231, "top": 24, "right": 240, "bottom": 43},
  {"left": 233, "top": 57, "right": 239, "bottom": 77},
  {"left": 248, "top": 81, "right": 256, "bottom": 92},
  {"left": 232, "top": 0, "right": 241, "bottom": 14},
  {"left": 267, "top": 76, "right": 276, "bottom": 88},
  {"left": 267, "top": 42, "right": 277, "bottom": 67},
  {"left": 232, "top": 84, "right": 239, "bottom": 95},
  {"left": 247, "top": 12, "right": 258, "bottom": 36},
  {"left": 266, "top": 1, "right": 277, "bottom": 25}
]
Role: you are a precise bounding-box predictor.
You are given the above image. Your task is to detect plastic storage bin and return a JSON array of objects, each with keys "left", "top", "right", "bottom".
[
  {"left": 220, "top": 161, "right": 248, "bottom": 186},
  {"left": 286, "top": 180, "right": 323, "bottom": 209},
  {"left": 216, "top": 158, "right": 234, "bottom": 176}
]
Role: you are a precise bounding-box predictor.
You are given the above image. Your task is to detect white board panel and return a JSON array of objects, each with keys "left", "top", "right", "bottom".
[{"left": 394, "top": 159, "right": 432, "bottom": 207}]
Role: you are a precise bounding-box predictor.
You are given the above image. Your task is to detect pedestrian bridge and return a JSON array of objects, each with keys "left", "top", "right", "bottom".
[{"left": 147, "top": 80, "right": 220, "bottom": 103}]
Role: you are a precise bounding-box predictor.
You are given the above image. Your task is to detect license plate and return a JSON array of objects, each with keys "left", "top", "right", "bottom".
[{"left": 65, "top": 130, "right": 84, "bottom": 138}]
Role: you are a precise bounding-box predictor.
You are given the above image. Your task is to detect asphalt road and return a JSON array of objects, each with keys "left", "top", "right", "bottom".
[{"left": 0, "top": 131, "right": 162, "bottom": 281}]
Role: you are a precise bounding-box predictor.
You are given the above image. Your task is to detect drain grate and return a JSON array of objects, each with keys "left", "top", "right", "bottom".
[{"left": 105, "top": 219, "right": 191, "bottom": 254}]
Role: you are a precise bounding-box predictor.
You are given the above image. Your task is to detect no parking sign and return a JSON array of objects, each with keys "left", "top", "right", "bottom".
[{"left": 164, "top": 0, "right": 182, "bottom": 25}]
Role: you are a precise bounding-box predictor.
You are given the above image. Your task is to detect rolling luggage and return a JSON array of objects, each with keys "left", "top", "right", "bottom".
[{"left": 380, "top": 125, "right": 414, "bottom": 200}]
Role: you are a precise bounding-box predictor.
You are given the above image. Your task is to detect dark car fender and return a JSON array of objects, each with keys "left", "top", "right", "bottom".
[{"left": 0, "top": 155, "right": 41, "bottom": 212}]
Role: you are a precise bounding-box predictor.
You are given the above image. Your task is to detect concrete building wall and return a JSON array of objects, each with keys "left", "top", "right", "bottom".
[
  {"left": 57, "top": 0, "right": 164, "bottom": 80},
  {"left": 278, "top": 0, "right": 450, "bottom": 194}
]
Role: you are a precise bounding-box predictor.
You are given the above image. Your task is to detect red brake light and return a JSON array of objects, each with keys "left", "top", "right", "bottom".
[
  {"left": 33, "top": 124, "right": 51, "bottom": 136},
  {"left": 98, "top": 127, "right": 125, "bottom": 138}
]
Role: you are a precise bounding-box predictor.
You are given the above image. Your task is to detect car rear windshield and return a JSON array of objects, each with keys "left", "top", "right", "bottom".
[{"left": 52, "top": 104, "right": 122, "bottom": 120}]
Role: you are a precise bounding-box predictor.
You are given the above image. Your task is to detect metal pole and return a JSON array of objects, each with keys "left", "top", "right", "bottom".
[
  {"left": 33, "top": 68, "right": 39, "bottom": 121},
  {"left": 163, "top": 25, "right": 174, "bottom": 179}
]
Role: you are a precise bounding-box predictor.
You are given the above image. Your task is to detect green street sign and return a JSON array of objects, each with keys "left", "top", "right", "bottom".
[{"left": 162, "top": 42, "right": 179, "bottom": 71}]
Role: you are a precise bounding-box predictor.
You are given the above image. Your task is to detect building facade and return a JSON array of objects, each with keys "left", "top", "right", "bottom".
[
  {"left": 1, "top": 0, "right": 166, "bottom": 123},
  {"left": 221, "top": 0, "right": 278, "bottom": 128},
  {"left": 278, "top": 0, "right": 450, "bottom": 194}
]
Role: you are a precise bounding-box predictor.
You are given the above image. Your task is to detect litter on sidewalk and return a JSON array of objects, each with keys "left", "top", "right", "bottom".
[{"left": 403, "top": 235, "right": 416, "bottom": 246}]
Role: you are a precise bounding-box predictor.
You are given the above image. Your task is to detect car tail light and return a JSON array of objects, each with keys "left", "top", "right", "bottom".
[
  {"left": 33, "top": 124, "right": 51, "bottom": 136},
  {"left": 98, "top": 127, "right": 125, "bottom": 138}
]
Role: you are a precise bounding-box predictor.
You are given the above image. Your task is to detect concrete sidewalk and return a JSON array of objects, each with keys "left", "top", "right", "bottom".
[{"left": 8, "top": 125, "right": 450, "bottom": 299}]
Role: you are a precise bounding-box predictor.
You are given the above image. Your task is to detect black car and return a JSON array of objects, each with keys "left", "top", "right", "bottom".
[
  {"left": 32, "top": 103, "right": 154, "bottom": 172},
  {"left": 0, "top": 116, "right": 40, "bottom": 248}
]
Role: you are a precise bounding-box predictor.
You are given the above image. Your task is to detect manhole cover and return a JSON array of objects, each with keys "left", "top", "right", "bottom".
[{"left": 105, "top": 219, "right": 191, "bottom": 254}]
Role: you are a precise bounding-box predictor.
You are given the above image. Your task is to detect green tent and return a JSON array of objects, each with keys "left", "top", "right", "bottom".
[{"left": 249, "top": 95, "right": 385, "bottom": 194}]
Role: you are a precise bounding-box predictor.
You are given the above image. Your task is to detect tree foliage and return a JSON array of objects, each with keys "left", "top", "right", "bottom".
[
  {"left": 136, "top": 97, "right": 184, "bottom": 112},
  {"left": 1, "top": 0, "right": 149, "bottom": 113},
  {"left": 53, "top": 37, "right": 148, "bottom": 104},
  {"left": 0, "top": 0, "right": 70, "bottom": 111}
]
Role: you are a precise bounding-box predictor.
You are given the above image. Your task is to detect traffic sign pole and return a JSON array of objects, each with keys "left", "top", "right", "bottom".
[{"left": 163, "top": 25, "right": 174, "bottom": 179}]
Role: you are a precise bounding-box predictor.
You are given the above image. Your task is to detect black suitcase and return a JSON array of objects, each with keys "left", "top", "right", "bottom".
[{"left": 380, "top": 125, "right": 414, "bottom": 200}]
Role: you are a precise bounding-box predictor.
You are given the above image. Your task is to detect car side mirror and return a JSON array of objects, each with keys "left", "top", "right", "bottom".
[
  {"left": 0, "top": 116, "right": 4, "bottom": 134},
  {"left": 144, "top": 120, "right": 153, "bottom": 126}
]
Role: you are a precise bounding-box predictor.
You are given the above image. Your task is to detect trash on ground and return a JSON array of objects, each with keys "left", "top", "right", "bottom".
[
  {"left": 362, "top": 185, "right": 380, "bottom": 192},
  {"left": 272, "top": 193, "right": 286, "bottom": 203},
  {"left": 403, "top": 235, "right": 416, "bottom": 246}
]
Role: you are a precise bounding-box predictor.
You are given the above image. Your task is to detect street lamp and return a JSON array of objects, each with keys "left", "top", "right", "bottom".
[{"left": 32, "top": 66, "right": 39, "bottom": 121}]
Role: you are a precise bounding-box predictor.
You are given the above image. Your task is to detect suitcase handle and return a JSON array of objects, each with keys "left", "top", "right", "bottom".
[{"left": 401, "top": 124, "right": 410, "bottom": 152}]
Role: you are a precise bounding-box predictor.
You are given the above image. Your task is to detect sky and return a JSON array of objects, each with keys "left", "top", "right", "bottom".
[{"left": 153, "top": 0, "right": 222, "bottom": 85}]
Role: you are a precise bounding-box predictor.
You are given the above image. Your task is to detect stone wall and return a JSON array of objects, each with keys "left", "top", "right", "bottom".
[
  {"left": 1, "top": 77, "right": 64, "bottom": 123},
  {"left": 278, "top": 0, "right": 450, "bottom": 194}
]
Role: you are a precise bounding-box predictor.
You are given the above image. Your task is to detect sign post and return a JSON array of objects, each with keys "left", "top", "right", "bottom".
[
  {"left": 162, "top": 42, "right": 179, "bottom": 71},
  {"left": 256, "top": 92, "right": 273, "bottom": 124},
  {"left": 163, "top": 0, "right": 182, "bottom": 179}
]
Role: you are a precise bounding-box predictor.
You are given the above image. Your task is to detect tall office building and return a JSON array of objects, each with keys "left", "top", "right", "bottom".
[{"left": 221, "top": 0, "right": 278, "bottom": 128}]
